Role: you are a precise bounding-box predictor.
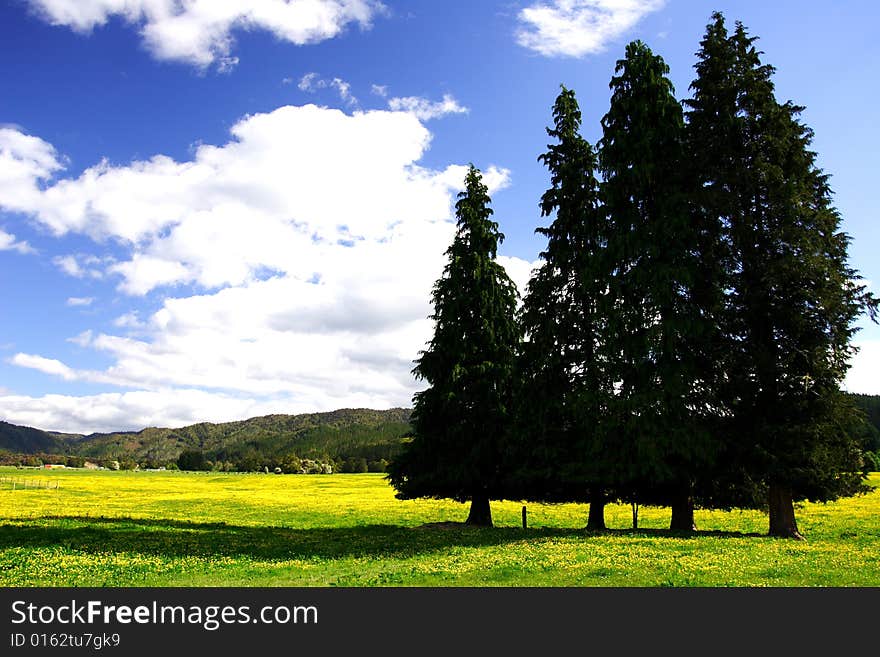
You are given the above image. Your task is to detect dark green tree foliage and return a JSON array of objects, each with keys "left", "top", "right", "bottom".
[
  {"left": 177, "top": 449, "right": 209, "bottom": 471},
  {"left": 387, "top": 166, "right": 520, "bottom": 526},
  {"left": 850, "top": 394, "right": 880, "bottom": 455},
  {"left": 515, "top": 86, "right": 611, "bottom": 528},
  {"left": 0, "top": 421, "right": 66, "bottom": 454},
  {"left": 851, "top": 394, "right": 880, "bottom": 433},
  {"left": 686, "top": 13, "right": 878, "bottom": 538},
  {"left": 683, "top": 14, "right": 761, "bottom": 512},
  {"left": 599, "top": 41, "right": 716, "bottom": 530}
]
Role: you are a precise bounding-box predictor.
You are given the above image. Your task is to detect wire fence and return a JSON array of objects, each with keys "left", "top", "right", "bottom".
[{"left": 0, "top": 476, "right": 60, "bottom": 490}]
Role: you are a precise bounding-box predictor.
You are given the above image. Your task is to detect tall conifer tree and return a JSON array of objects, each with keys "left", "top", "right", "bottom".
[
  {"left": 599, "top": 41, "right": 716, "bottom": 530},
  {"left": 686, "top": 13, "right": 878, "bottom": 538},
  {"left": 516, "top": 86, "right": 611, "bottom": 529},
  {"left": 681, "top": 13, "right": 746, "bottom": 512},
  {"left": 387, "top": 166, "right": 520, "bottom": 527}
]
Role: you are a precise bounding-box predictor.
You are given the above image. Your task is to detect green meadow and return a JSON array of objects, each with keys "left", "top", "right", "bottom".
[{"left": 1, "top": 467, "right": 878, "bottom": 587}]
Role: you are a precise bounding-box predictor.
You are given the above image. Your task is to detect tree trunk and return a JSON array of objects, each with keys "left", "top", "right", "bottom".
[
  {"left": 465, "top": 494, "right": 493, "bottom": 527},
  {"left": 631, "top": 502, "right": 639, "bottom": 530},
  {"left": 586, "top": 488, "right": 606, "bottom": 530},
  {"left": 768, "top": 482, "right": 804, "bottom": 540},
  {"left": 670, "top": 488, "right": 697, "bottom": 531}
]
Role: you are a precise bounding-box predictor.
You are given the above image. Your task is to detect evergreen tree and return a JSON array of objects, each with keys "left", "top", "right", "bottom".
[
  {"left": 515, "top": 86, "right": 611, "bottom": 529},
  {"left": 682, "top": 13, "right": 756, "bottom": 513},
  {"left": 686, "top": 13, "right": 878, "bottom": 538},
  {"left": 386, "top": 165, "right": 520, "bottom": 527},
  {"left": 599, "top": 41, "right": 717, "bottom": 530}
]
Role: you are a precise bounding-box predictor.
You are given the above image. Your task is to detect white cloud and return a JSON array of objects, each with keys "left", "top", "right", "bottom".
[
  {"left": 66, "top": 296, "right": 94, "bottom": 307},
  {"left": 0, "top": 127, "right": 63, "bottom": 214},
  {"left": 25, "top": 0, "right": 385, "bottom": 71},
  {"left": 0, "top": 105, "right": 525, "bottom": 425},
  {"left": 9, "top": 353, "right": 77, "bottom": 381},
  {"left": 110, "top": 254, "right": 192, "bottom": 295},
  {"left": 112, "top": 312, "right": 144, "bottom": 329},
  {"left": 68, "top": 330, "right": 94, "bottom": 347},
  {"left": 53, "top": 254, "right": 108, "bottom": 278},
  {"left": 0, "top": 229, "right": 34, "bottom": 254},
  {"left": 2, "top": 106, "right": 510, "bottom": 294},
  {"left": 497, "top": 255, "right": 540, "bottom": 302},
  {"left": 0, "top": 389, "right": 316, "bottom": 434},
  {"left": 516, "top": 0, "right": 666, "bottom": 58},
  {"left": 298, "top": 72, "right": 320, "bottom": 91},
  {"left": 298, "top": 73, "right": 358, "bottom": 106},
  {"left": 371, "top": 84, "right": 388, "bottom": 98},
  {"left": 331, "top": 78, "right": 356, "bottom": 106},
  {"left": 844, "top": 340, "right": 880, "bottom": 395},
  {"left": 387, "top": 94, "right": 469, "bottom": 121}
]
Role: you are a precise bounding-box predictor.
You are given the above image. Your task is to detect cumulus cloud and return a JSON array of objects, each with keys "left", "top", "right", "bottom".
[
  {"left": 0, "top": 229, "right": 34, "bottom": 254},
  {"left": 516, "top": 0, "right": 666, "bottom": 58},
  {"left": 2, "top": 108, "right": 511, "bottom": 293},
  {"left": 387, "top": 94, "right": 469, "bottom": 121},
  {"left": 25, "top": 0, "right": 384, "bottom": 71},
  {"left": 1, "top": 106, "right": 511, "bottom": 294},
  {"left": 844, "top": 340, "right": 880, "bottom": 395},
  {"left": 0, "top": 127, "right": 63, "bottom": 214},
  {"left": 0, "top": 104, "right": 527, "bottom": 426},
  {"left": 497, "top": 255, "right": 540, "bottom": 303}
]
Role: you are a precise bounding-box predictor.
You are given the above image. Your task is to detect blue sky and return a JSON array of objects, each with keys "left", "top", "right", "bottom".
[{"left": 1, "top": 0, "right": 877, "bottom": 433}]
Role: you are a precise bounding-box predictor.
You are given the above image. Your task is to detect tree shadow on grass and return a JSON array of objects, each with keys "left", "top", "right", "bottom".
[
  {"left": 0, "top": 516, "right": 764, "bottom": 562},
  {"left": 601, "top": 527, "right": 766, "bottom": 540}
]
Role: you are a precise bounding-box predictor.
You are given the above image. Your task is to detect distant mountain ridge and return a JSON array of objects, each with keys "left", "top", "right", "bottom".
[{"left": 0, "top": 408, "right": 413, "bottom": 466}]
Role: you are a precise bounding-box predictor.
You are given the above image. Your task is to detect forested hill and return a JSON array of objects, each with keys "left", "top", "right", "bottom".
[
  {"left": 0, "top": 421, "right": 70, "bottom": 454},
  {"left": 852, "top": 394, "right": 880, "bottom": 453},
  {"left": 0, "top": 408, "right": 412, "bottom": 469},
  {"left": 851, "top": 394, "right": 880, "bottom": 430}
]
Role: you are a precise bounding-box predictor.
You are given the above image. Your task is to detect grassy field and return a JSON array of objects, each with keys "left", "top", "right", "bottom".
[{"left": 1, "top": 467, "right": 878, "bottom": 586}]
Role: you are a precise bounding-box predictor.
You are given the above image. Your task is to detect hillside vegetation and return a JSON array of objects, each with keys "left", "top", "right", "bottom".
[
  {"left": 0, "top": 421, "right": 68, "bottom": 454},
  {"left": 0, "top": 408, "right": 412, "bottom": 472}
]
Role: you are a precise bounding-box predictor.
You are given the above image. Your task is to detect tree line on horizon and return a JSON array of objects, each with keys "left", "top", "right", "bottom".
[
  {"left": 0, "top": 409, "right": 414, "bottom": 474},
  {"left": 387, "top": 12, "right": 879, "bottom": 539}
]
